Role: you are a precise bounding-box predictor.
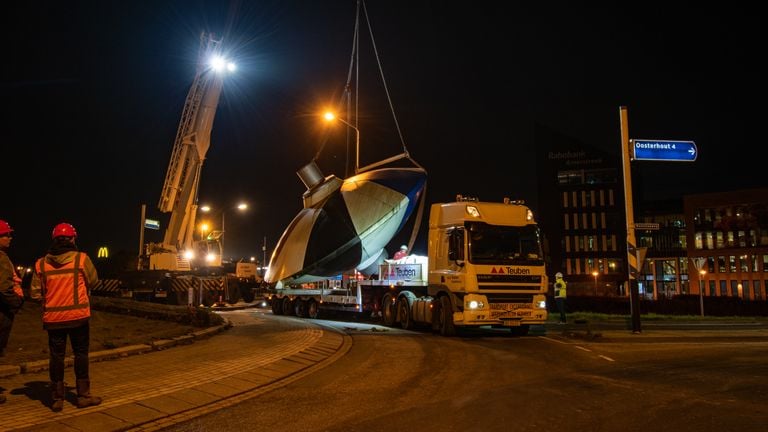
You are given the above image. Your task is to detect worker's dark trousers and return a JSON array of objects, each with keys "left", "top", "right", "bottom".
[
  {"left": 48, "top": 323, "right": 90, "bottom": 382},
  {"left": 555, "top": 297, "right": 566, "bottom": 323},
  {"left": 0, "top": 308, "right": 14, "bottom": 353}
]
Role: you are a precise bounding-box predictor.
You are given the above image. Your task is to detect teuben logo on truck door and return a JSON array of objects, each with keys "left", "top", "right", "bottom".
[{"left": 490, "top": 267, "right": 531, "bottom": 275}]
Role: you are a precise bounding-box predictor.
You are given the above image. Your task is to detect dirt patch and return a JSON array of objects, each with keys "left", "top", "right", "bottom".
[{"left": 1, "top": 300, "right": 214, "bottom": 366}]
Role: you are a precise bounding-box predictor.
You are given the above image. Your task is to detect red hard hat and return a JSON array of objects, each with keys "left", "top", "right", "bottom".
[
  {"left": 0, "top": 220, "right": 12, "bottom": 236},
  {"left": 52, "top": 222, "right": 77, "bottom": 239}
]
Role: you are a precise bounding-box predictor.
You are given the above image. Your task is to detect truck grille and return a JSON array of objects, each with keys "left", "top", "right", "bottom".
[
  {"left": 484, "top": 294, "right": 534, "bottom": 303},
  {"left": 478, "top": 284, "right": 541, "bottom": 291},
  {"left": 477, "top": 274, "right": 542, "bottom": 283}
]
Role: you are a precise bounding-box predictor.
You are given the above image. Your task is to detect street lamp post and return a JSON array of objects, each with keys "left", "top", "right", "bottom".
[
  {"left": 324, "top": 111, "right": 360, "bottom": 174},
  {"left": 592, "top": 270, "right": 599, "bottom": 296},
  {"left": 221, "top": 203, "right": 248, "bottom": 262},
  {"left": 699, "top": 269, "right": 706, "bottom": 317}
]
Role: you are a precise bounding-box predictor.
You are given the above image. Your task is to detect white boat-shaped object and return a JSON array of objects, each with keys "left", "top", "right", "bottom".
[{"left": 265, "top": 161, "right": 426, "bottom": 285}]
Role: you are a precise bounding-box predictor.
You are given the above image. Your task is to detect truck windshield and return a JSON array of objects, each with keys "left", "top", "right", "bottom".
[{"left": 467, "top": 222, "right": 544, "bottom": 265}]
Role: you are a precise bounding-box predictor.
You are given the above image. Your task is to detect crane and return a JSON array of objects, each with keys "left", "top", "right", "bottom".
[{"left": 144, "top": 32, "right": 235, "bottom": 272}]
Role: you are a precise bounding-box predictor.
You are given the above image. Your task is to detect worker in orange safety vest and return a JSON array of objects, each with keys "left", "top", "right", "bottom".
[{"left": 31, "top": 222, "right": 102, "bottom": 412}]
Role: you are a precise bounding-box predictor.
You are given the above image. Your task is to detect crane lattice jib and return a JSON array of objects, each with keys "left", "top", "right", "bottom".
[{"left": 158, "top": 33, "right": 223, "bottom": 213}]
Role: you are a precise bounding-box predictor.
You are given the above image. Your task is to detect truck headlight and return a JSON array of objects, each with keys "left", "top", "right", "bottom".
[
  {"left": 466, "top": 300, "right": 484, "bottom": 309},
  {"left": 537, "top": 300, "right": 546, "bottom": 309}
]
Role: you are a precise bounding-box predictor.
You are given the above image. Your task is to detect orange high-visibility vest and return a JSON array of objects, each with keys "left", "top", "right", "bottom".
[{"left": 36, "top": 252, "right": 91, "bottom": 324}]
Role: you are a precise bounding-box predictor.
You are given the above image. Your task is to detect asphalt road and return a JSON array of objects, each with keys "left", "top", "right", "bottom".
[{"left": 163, "top": 311, "right": 768, "bottom": 432}]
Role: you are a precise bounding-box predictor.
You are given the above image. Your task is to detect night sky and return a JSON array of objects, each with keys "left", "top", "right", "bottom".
[{"left": 5, "top": 1, "right": 764, "bottom": 265}]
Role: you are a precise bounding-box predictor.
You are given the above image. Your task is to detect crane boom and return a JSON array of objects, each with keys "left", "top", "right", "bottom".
[{"left": 149, "top": 32, "right": 229, "bottom": 270}]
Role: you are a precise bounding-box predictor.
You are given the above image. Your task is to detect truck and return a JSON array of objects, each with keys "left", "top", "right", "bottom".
[
  {"left": 266, "top": 195, "right": 549, "bottom": 335},
  {"left": 93, "top": 33, "right": 261, "bottom": 306}
]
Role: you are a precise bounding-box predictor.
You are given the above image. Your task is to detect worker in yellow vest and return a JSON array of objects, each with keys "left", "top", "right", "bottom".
[{"left": 554, "top": 272, "right": 567, "bottom": 324}]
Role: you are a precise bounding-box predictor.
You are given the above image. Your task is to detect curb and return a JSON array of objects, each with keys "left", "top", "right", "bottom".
[{"left": 4, "top": 319, "right": 232, "bottom": 378}]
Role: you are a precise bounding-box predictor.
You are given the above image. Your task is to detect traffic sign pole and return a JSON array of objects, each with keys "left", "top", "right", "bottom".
[{"left": 620, "top": 107, "right": 642, "bottom": 334}]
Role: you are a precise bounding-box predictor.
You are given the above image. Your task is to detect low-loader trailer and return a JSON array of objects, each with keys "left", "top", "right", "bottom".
[{"left": 268, "top": 195, "right": 548, "bottom": 335}]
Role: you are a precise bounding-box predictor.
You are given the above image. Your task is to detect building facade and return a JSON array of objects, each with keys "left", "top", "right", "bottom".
[
  {"left": 535, "top": 124, "right": 627, "bottom": 296},
  {"left": 686, "top": 188, "right": 768, "bottom": 300}
]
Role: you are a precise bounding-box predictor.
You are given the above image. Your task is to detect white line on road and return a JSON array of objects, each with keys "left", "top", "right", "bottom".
[
  {"left": 598, "top": 354, "right": 615, "bottom": 362},
  {"left": 575, "top": 345, "right": 591, "bottom": 352}
]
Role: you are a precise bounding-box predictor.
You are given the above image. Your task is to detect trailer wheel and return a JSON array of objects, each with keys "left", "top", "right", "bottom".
[
  {"left": 294, "top": 299, "right": 307, "bottom": 317},
  {"left": 282, "top": 297, "right": 296, "bottom": 316},
  {"left": 381, "top": 293, "right": 397, "bottom": 326},
  {"left": 439, "top": 295, "right": 457, "bottom": 336},
  {"left": 306, "top": 299, "right": 319, "bottom": 319},
  {"left": 271, "top": 297, "right": 283, "bottom": 315},
  {"left": 398, "top": 297, "right": 414, "bottom": 330}
]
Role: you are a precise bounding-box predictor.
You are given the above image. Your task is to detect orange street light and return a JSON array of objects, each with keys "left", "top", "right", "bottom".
[
  {"left": 699, "top": 269, "right": 706, "bottom": 316},
  {"left": 592, "top": 270, "right": 599, "bottom": 296},
  {"left": 324, "top": 111, "right": 360, "bottom": 174}
]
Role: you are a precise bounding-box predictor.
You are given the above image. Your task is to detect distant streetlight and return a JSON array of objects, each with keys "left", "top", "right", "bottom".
[
  {"left": 200, "top": 202, "right": 248, "bottom": 262},
  {"left": 200, "top": 222, "right": 210, "bottom": 241},
  {"left": 324, "top": 111, "right": 360, "bottom": 174},
  {"left": 699, "top": 269, "right": 706, "bottom": 317},
  {"left": 221, "top": 203, "right": 248, "bottom": 262},
  {"left": 592, "top": 270, "right": 599, "bottom": 296}
]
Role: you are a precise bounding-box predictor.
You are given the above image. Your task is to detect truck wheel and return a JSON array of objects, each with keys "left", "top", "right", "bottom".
[
  {"left": 381, "top": 293, "right": 397, "bottom": 326},
  {"left": 271, "top": 297, "right": 283, "bottom": 315},
  {"left": 241, "top": 287, "right": 255, "bottom": 303},
  {"left": 282, "top": 297, "right": 296, "bottom": 316},
  {"left": 294, "top": 299, "right": 307, "bottom": 317},
  {"left": 398, "top": 297, "right": 414, "bottom": 330},
  {"left": 306, "top": 299, "right": 319, "bottom": 319},
  {"left": 509, "top": 325, "right": 530, "bottom": 336},
  {"left": 439, "top": 295, "right": 457, "bottom": 336}
]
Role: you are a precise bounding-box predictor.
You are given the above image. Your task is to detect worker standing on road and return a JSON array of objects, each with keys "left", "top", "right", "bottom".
[
  {"left": 393, "top": 244, "right": 408, "bottom": 260},
  {"left": 554, "top": 272, "right": 567, "bottom": 324},
  {"left": 30, "top": 223, "right": 102, "bottom": 412},
  {"left": 0, "top": 220, "right": 24, "bottom": 404}
]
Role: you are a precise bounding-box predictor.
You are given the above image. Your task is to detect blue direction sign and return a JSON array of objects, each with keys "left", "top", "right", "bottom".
[{"left": 632, "top": 139, "right": 697, "bottom": 162}]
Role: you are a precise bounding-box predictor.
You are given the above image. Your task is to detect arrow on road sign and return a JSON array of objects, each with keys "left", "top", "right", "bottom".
[{"left": 632, "top": 139, "right": 697, "bottom": 162}]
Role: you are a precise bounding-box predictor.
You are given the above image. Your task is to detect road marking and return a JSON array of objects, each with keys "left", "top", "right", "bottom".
[
  {"left": 575, "top": 345, "right": 591, "bottom": 352},
  {"left": 598, "top": 354, "right": 615, "bottom": 362},
  {"left": 538, "top": 336, "right": 569, "bottom": 344}
]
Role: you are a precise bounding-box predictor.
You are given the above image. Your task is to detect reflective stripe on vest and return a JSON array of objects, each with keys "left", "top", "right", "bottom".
[{"left": 37, "top": 252, "right": 91, "bottom": 323}]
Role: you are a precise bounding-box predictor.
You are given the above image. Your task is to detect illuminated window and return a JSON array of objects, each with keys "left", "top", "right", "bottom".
[
  {"left": 694, "top": 233, "right": 703, "bottom": 250},
  {"left": 718, "top": 256, "right": 726, "bottom": 272},
  {"left": 729, "top": 256, "right": 737, "bottom": 273},
  {"left": 563, "top": 214, "right": 569, "bottom": 230},
  {"left": 599, "top": 190, "right": 605, "bottom": 206},
  {"left": 608, "top": 189, "right": 614, "bottom": 206},
  {"left": 563, "top": 192, "right": 569, "bottom": 208}
]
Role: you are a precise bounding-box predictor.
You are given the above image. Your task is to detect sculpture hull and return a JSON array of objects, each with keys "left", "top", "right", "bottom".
[{"left": 266, "top": 167, "right": 426, "bottom": 284}]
